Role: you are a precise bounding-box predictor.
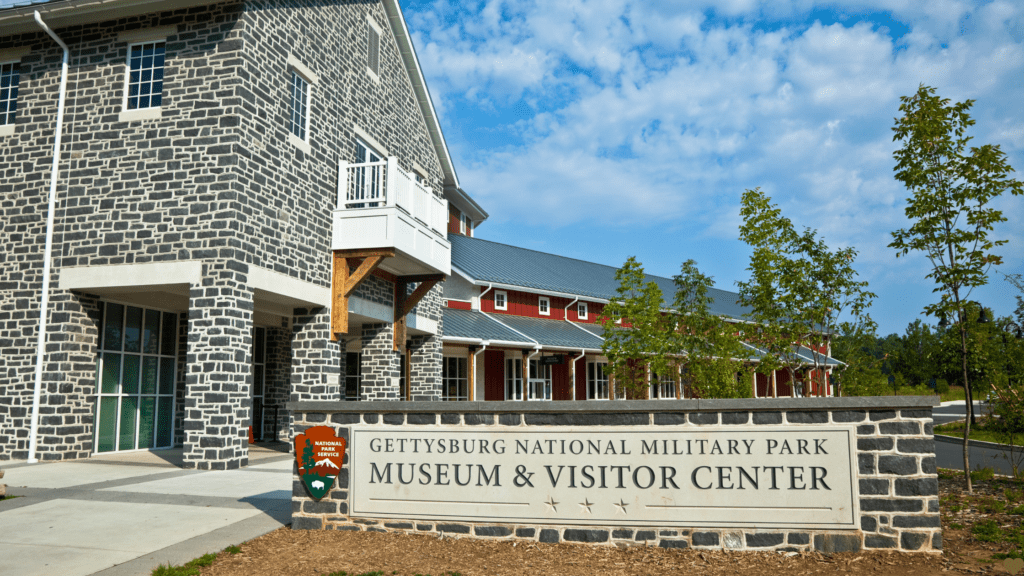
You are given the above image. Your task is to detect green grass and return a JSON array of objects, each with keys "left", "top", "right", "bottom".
[
  {"left": 223, "top": 545, "right": 242, "bottom": 555},
  {"left": 973, "top": 519, "right": 1004, "bottom": 542},
  {"left": 151, "top": 553, "right": 216, "bottom": 576},
  {"left": 934, "top": 420, "right": 1023, "bottom": 446}
]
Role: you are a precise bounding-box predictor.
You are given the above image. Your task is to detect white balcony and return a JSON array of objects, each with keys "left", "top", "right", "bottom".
[{"left": 332, "top": 157, "right": 451, "bottom": 276}]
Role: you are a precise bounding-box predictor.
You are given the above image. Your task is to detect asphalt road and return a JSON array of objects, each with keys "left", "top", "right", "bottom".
[{"left": 932, "top": 401, "right": 1022, "bottom": 476}]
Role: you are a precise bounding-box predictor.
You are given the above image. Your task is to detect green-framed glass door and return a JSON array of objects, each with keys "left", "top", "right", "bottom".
[{"left": 94, "top": 303, "right": 178, "bottom": 453}]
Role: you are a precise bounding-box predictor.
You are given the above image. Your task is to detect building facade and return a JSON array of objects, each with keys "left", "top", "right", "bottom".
[{"left": 0, "top": 0, "right": 485, "bottom": 467}]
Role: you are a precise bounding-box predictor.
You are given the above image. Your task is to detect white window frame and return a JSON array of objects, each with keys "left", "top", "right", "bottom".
[
  {"left": 578, "top": 302, "right": 588, "bottom": 320},
  {"left": 0, "top": 55, "right": 23, "bottom": 135},
  {"left": 286, "top": 56, "right": 318, "bottom": 153},
  {"left": 586, "top": 360, "right": 609, "bottom": 400},
  {"left": 366, "top": 16, "right": 382, "bottom": 82},
  {"left": 650, "top": 369, "right": 676, "bottom": 400},
  {"left": 459, "top": 212, "right": 467, "bottom": 235},
  {"left": 528, "top": 359, "right": 552, "bottom": 401},
  {"left": 494, "top": 290, "right": 507, "bottom": 311},
  {"left": 538, "top": 296, "right": 550, "bottom": 316},
  {"left": 442, "top": 356, "right": 469, "bottom": 401},
  {"left": 505, "top": 356, "right": 523, "bottom": 401}
]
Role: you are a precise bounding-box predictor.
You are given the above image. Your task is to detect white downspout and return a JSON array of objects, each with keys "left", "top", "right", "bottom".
[
  {"left": 476, "top": 283, "right": 493, "bottom": 311},
  {"left": 28, "top": 11, "right": 70, "bottom": 464},
  {"left": 473, "top": 342, "right": 488, "bottom": 401},
  {"left": 563, "top": 296, "right": 578, "bottom": 321},
  {"left": 571, "top": 350, "right": 586, "bottom": 401}
]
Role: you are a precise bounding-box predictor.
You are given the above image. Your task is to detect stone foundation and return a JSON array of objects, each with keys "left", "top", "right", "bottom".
[{"left": 287, "top": 397, "right": 941, "bottom": 553}]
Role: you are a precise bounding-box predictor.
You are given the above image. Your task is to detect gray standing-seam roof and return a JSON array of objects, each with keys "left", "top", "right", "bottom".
[
  {"left": 0, "top": 0, "right": 54, "bottom": 8},
  {"left": 449, "top": 234, "right": 754, "bottom": 322},
  {"left": 441, "top": 308, "right": 530, "bottom": 345},
  {"left": 487, "top": 314, "right": 605, "bottom": 351}
]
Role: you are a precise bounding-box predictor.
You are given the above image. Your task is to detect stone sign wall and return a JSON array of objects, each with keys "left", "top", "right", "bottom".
[{"left": 287, "top": 397, "right": 940, "bottom": 553}]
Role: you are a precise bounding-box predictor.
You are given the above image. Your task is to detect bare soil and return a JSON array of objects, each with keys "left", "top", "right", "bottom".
[{"left": 195, "top": 470, "right": 1024, "bottom": 576}]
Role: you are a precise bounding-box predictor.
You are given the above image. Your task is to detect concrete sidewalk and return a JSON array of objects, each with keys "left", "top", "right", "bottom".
[{"left": 0, "top": 444, "right": 294, "bottom": 576}]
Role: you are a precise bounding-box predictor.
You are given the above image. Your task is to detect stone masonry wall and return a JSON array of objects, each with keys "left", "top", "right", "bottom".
[
  {"left": 0, "top": 0, "right": 451, "bottom": 461},
  {"left": 288, "top": 400, "right": 940, "bottom": 554}
]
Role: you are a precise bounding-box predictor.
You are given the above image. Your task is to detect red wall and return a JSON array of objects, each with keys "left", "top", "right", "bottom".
[
  {"left": 484, "top": 350, "right": 505, "bottom": 401},
  {"left": 552, "top": 360, "right": 572, "bottom": 400},
  {"left": 480, "top": 287, "right": 604, "bottom": 324},
  {"left": 575, "top": 356, "right": 587, "bottom": 399},
  {"left": 445, "top": 300, "right": 471, "bottom": 310}
]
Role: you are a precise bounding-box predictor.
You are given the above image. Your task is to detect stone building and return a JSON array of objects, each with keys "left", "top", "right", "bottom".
[{"left": 0, "top": 0, "right": 486, "bottom": 468}]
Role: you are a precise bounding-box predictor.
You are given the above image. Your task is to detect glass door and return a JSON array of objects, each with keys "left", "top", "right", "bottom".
[
  {"left": 505, "top": 357, "right": 523, "bottom": 400},
  {"left": 95, "top": 303, "right": 177, "bottom": 452},
  {"left": 252, "top": 327, "right": 266, "bottom": 440},
  {"left": 527, "top": 359, "right": 551, "bottom": 401}
]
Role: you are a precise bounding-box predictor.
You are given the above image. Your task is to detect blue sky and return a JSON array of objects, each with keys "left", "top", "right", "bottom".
[{"left": 402, "top": 0, "right": 1024, "bottom": 337}]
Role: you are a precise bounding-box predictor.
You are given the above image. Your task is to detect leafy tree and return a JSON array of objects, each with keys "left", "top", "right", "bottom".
[
  {"left": 830, "top": 318, "right": 889, "bottom": 397},
  {"left": 669, "top": 260, "right": 750, "bottom": 398},
  {"left": 889, "top": 320, "right": 940, "bottom": 388},
  {"left": 888, "top": 84, "right": 1024, "bottom": 492},
  {"left": 737, "top": 188, "right": 875, "bottom": 397},
  {"left": 599, "top": 257, "right": 672, "bottom": 399}
]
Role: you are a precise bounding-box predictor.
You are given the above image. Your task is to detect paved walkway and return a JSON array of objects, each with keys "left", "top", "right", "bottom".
[{"left": 0, "top": 444, "right": 293, "bottom": 576}]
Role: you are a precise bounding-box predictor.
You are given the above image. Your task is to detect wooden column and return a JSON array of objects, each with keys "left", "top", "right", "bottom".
[
  {"left": 392, "top": 274, "right": 444, "bottom": 351},
  {"left": 331, "top": 249, "right": 394, "bottom": 340},
  {"left": 522, "top": 352, "right": 529, "bottom": 401},
  {"left": 468, "top": 347, "right": 476, "bottom": 401}
]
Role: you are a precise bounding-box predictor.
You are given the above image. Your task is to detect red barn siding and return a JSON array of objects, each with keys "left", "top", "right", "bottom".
[
  {"left": 445, "top": 300, "right": 472, "bottom": 310},
  {"left": 552, "top": 359, "right": 572, "bottom": 400},
  {"left": 484, "top": 350, "right": 505, "bottom": 401},
  {"left": 574, "top": 356, "right": 587, "bottom": 400}
]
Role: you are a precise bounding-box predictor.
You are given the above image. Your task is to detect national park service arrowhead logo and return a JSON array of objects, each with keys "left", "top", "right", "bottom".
[{"left": 295, "top": 426, "right": 346, "bottom": 500}]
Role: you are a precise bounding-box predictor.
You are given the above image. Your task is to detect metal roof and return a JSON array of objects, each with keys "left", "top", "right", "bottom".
[
  {"left": 449, "top": 235, "right": 753, "bottom": 322},
  {"left": 0, "top": 0, "right": 53, "bottom": 8},
  {"left": 487, "top": 314, "right": 605, "bottom": 351},
  {"left": 442, "top": 308, "right": 530, "bottom": 344}
]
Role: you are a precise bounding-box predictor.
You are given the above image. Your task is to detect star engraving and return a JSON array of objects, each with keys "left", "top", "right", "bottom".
[
  {"left": 579, "top": 498, "right": 594, "bottom": 514},
  {"left": 613, "top": 499, "right": 629, "bottom": 515},
  {"left": 544, "top": 496, "right": 559, "bottom": 512}
]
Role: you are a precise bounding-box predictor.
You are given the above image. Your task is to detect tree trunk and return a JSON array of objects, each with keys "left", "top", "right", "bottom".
[{"left": 957, "top": 300, "right": 973, "bottom": 494}]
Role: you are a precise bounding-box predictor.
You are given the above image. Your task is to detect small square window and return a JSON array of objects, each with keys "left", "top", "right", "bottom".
[
  {"left": 538, "top": 297, "right": 550, "bottom": 316},
  {"left": 1, "top": 61, "right": 20, "bottom": 126},
  {"left": 125, "top": 41, "right": 165, "bottom": 110},
  {"left": 578, "top": 302, "right": 588, "bottom": 320},
  {"left": 494, "top": 290, "right": 507, "bottom": 311},
  {"left": 288, "top": 70, "right": 309, "bottom": 141}
]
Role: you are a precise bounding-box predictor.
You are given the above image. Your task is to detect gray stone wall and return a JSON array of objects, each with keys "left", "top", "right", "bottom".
[
  {"left": 264, "top": 321, "right": 292, "bottom": 441},
  {"left": 359, "top": 323, "right": 400, "bottom": 401},
  {"left": 287, "top": 399, "right": 941, "bottom": 553},
  {"left": 0, "top": 0, "right": 451, "bottom": 461}
]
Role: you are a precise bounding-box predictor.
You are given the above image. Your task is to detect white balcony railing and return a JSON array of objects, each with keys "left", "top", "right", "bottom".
[
  {"left": 338, "top": 157, "right": 448, "bottom": 237},
  {"left": 333, "top": 157, "right": 451, "bottom": 276}
]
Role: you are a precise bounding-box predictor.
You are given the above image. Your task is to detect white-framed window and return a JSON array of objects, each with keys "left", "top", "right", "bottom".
[
  {"left": 124, "top": 40, "right": 165, "bottom": 111},
  {"left": 528, "top": 359, "right": 552, "bottom": 401},
  {"left": 1, "top": 60, "right": 21, "bottom": 127},
  {"left": 651, "top": 369, "right": 676, "bottom": 400},
  {"left": 367, "top": 17, "right": 382, "bottom": 80},
  {"left": 538, "top": 296, "right": 550, "bottom": 316},
  {"left": 586, "top": 361, "right": 609, "bottom": 400},
  {"left": 288, "top": 70, "right": 309, "bottom": 141},
  {"left": 578, "top": 302, "right": 588, "bottom": 320},
  {"left": 459, "top": 212, "right": 467, "bottom": 235},
  {"left": 494, "top": 290, "right": 507, "bottom": 311},
  {"left": 505, "top": 357, "right": 523, "bottom": 401},
  {"left": 442, "top": 356, "right": 469, "bottom": 401}
]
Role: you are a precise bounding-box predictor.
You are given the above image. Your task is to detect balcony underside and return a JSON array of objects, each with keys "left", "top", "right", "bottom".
[{"left": 332, "top": 207, "right": 451, "bottom": 276}]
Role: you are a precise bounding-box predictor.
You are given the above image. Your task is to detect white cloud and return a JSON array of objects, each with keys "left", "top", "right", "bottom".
[{"left": 403, "top": 0, "right": 1024, "bottom": 331}]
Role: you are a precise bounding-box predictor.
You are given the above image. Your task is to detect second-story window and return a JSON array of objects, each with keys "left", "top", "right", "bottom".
[
  {"left": 494, "top": 290, "right": 507, "bottom": 311},
  {"left": 1, "top": 61, "right": 20, "bottom": 126},
  {"left": 578, "top": 302, "right": 588, "bottom": 320},
  {"left": 538, "top": 296, "right": 550, "bottom": 316},
  {"left": 126, "top": 41, "right": 165, "bottom": 110},
  {"left": 288, "top": 70, "right": 309, "bottom": 140}
]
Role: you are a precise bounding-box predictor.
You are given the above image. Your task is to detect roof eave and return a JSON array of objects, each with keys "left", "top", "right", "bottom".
[{"left": 0, "top": 0, "right": 213, "bottom": 34}]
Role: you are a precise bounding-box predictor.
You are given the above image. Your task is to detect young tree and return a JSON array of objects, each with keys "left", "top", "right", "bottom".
[
  {"left": 670, "top": 260, "right": 750, "bottom": 399},
  {"left": 737, "top": 188, "right": 875, "bottom": 398},
  {"left": 888, "top": 84, "right": 1024, "bottom": 492},
  {"left": 599, "top": 257, "right": 672, "bottom": 399}
]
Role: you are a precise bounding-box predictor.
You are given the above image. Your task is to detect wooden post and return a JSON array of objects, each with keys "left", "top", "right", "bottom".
[
  {"left": 522, "top": 352, "right": 529, "bottom": 401},
  {"left": 468, "top": 346, "right": 476, "bottom": 401},
  {"left": 331, "top": 254, "right": 348, "bottom": 340},
  {"left": 394, "top": 281, "right": 407, "bottom": 352},
  {"left": 771, "top": 370, "right": 778, "bottom": 398},
  {"left": 752, "top": 370, "right": 758, "bottom": 399}
]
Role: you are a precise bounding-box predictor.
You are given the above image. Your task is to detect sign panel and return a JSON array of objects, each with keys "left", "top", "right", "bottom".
[
  {"left": 539, "top": 355, "right": 562, "bottom": 365},
  {"left": 349, "top": 426, "right": 858, "bottom": 529},
  {"left": 295, "top": 426, "right": 346, "bottom": 500}
]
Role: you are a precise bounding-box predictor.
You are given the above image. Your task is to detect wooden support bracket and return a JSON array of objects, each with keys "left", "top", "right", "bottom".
[
  {"left": 393, "top": 274, "right": 444, "bottom": 351},
  {"left": 331, "top": 249, "right": 394, "bottom": 340}
]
